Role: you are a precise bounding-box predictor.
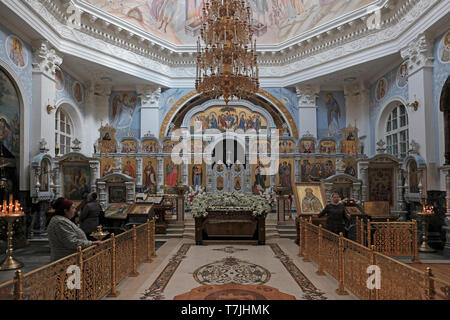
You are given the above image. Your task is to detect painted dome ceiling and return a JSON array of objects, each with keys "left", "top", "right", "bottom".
[{"left": 82, "top": 0, "right": 378, "bottom": 46}]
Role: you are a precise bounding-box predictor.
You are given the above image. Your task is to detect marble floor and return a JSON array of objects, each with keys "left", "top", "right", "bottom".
[{"left": 104, "top": 238, "right": 357, "bottom": 300}]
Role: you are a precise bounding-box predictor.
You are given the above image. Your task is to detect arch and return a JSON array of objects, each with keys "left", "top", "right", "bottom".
[
  {"left": 375, "top": 96, "right": 408, "bottom": 148},
  {"left": 55, "top": 98, "right": 85, "bottom": 155},
  {"left": 159, "top": 89, "right": 299, "bottom": 139},
  {"left": 0, "top": 60, "right": 30, "bottom": 191}
]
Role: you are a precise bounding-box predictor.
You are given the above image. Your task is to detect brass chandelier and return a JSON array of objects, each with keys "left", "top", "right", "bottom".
[{"left": 195, "top": 0, "right": 259, "bottom": 105}]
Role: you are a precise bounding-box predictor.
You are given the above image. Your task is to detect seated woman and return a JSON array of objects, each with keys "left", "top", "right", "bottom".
[
  {"left": 47, "top": 198, "right": 101, "bottom": 261},
  {"left": 318, "top": 192, "right": 350, "bottom": 235}
]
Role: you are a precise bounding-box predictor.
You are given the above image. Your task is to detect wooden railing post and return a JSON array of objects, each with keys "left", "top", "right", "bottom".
[
  {"left": 13, "top": 270, "right": 23, "bottom": 300},
  {"left": 360, "top": 218, "right": 365, "bottom": 245},
  {"left": 151, "top": 219, "right": 156, "bottom": 257},
  {"left": 424, "top": 267, "right": 434, "bottom": 300},
  {"left": 107, "top": 234, "right": 119, "bottom": 297},
  {"left": 316, "top": 224, "right": 325, "bottom": 276},
  {"left": 130, "top": 225, "right": 139, "bottom": 277},
  {"left": 368, "top": 245, "right": 379, "bottom": 300},
  {"left": 412, "top": 219, "right": 419, "bottom": 262},
  {"left": 367, "top": 219, "right": 372, "bottom": 248},
  {"left": 146, "top": 220, "right": 152, "bottom": 263},
  {"left": 298, "top": 218, "right": 303, "bottom": 257},
  {"left": 303, "top": 218, "right": 310, "bottom": 262},
  {"left": 77, "top": 246, "right": 83, "bottom": 300},
  {"left": 336, "top": 232, "right": 348, "bottom": 296}
]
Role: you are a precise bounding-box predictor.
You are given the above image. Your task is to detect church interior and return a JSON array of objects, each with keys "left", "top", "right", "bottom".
[{"left": 0, "top": 0, "right": 449, "bottom": 302}]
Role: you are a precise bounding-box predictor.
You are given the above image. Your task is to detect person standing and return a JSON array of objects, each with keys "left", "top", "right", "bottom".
[
  {"left": 79, "top": 192, "right": 103, "bottom": 241},
  {"left": 47, "top": 198, "right": 101, "bottom": 261},
  {"left": 318, "top": 192, "right": 350, "bottom": 235}
]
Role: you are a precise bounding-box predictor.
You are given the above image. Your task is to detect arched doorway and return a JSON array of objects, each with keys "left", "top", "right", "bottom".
[{"left": 440, "top": 75, "right": 450, "bottom": 165}]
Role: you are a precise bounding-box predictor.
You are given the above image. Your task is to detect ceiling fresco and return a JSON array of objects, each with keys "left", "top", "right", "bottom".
[{"left": 82, "top": 0, "right": 377, "bottom": 46}]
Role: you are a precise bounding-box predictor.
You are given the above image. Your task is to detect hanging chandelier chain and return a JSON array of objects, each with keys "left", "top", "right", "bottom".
[{"left": 196, "top": 0, "right": 259, "bottom": 105}]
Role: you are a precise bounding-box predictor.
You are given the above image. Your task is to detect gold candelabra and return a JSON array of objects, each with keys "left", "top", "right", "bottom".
[
  {"left": 416, "top": 204, "right": 435, "bottom": 253},
  {"left": 0, "top": 195, "right": 24, "bottom": 271},
  {"left": 90, "top": 225, "right": 110, "bottom": 241},
  {"left": 195, "top": 0, "right": 259, "bottom": 104}
]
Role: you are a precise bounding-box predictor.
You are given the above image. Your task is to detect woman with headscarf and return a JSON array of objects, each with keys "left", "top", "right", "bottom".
[
  {"left": 47, "top": 198, "right": 102, "bottom": 261},
  {"left": 80, "top": 192, "right": 103, "bottom": 240}
]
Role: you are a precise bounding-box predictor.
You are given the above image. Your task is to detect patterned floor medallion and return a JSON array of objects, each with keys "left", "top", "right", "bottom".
[
  {"left": 269, "top": 243, "right": 327, "bottom": 300},
  {"left": 174, "top": 284, "right": 296, "bottom": 300},
  {"left": 193, "top": 256, "right": 271, "bottom": 285},
  {"left": 212, "top": 246, "right": 248, "bottom": 254},
  {"left": 140, "top": 244, "right": 192, "bottom": 300}
]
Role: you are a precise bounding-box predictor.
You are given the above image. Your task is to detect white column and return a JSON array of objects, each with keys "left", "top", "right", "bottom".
[
  {"left": 401, "top": 33, "right": 438, "bottom": 189},
  {"left": 31, "top": 40, "right": 63, "bottom": 158},
  {"left": 137, "top": 86, "right": 161, "bottom": 137},
  {"left": 344, "top": 82, "right": 370, "bottom": 155},
  {"left": 295, "top": 85, "right": 320, "bottom": 138},
  {"left": 84, "top": 80, "right": 112, "bottom": 155}
]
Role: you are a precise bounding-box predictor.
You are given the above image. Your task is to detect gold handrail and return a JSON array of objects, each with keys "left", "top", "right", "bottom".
[{"left": 0, "top": 219, "right": 156, "bottom": 300}]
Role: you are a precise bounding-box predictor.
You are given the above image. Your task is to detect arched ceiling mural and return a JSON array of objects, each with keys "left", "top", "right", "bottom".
[{"left": 82, "top": 0, "right": 378, "bottom": 46}]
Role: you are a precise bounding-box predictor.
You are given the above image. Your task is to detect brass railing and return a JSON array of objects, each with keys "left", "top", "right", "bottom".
[
  {"left": 355, "top": 217, "right": 418, "bottom": 260},
  {"left": 298, "top": 218, "right": 450, "bottom": 300},
  {"left": 0, "top": 219, "right": 156, "bottom": 300}
]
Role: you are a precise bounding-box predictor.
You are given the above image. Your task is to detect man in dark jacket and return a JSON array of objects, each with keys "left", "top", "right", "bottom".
[{"left": 79, "top": 192, "right": 103, "bottom": 240}]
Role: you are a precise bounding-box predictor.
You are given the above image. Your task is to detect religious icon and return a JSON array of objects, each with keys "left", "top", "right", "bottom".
[
  {"left": 279, "top": 140, "right": 294, "bottom": 153},
  {"left": 253, "top": 163, "right": 267, "bottom": 194},
  {"left": 299, "top": 140, "right": 315, "bottom": 153},
  {"left": 325, "top": 92, "right": 341, "bottom": 137},
  {"left": 278, "top": 160, "right": 292, "bottom": 192},
  {"left": 143, "top": 159, "right": 157, "bottom": 193},
  {"left": 55, "top": 68, "right": 64, "bottom": 91},
  {"left": 396, "top": 63, "right": 408, "bottom": 88},
  {"left": 121, "top": 139, "right": 138, "bottom": 153},
  {"left": 293, "top": 182, "right": 326, "bottom": 215},
  {"left": 341, "top": 126, "right": 360, "bottom": 156},
  {"left": 441, "top": 31, "right": 450, "bottom": 63},
  {"left": 165, "top": 160, "right": 179, "bottom": 187},
  {"left": 7, "top": 36, "right": 26, "bottom": 68},
  {"left": 122, "top": 158, "right": 136, "bottom": 178},
  {"left": 142, "top": 140, "right": 158, "bottom": 153},
  {"left": 100, "top": 158, "right": 114, "bottom": 177},
  {"left": 111, "top": 92, "right": 138, "bottom": 131},
  {"left": 63, "top": 166, "right": 91, "bottom": 200},
  {"left": 73, "top": 82, "right": 83, "bottom": 103},
  {"left": 234, "top": 177, "right": 242, "bottom": 191},
  {"left": 376, "top": 78, "right": 387, "bottom": 101},
  {"left": 192, "top": 164, "right": 203, "bottom": 188},
  {"left": 98, "top": 124, "right": 117, "bottom": 156},
  {"left": 319, "top": 139, "right": 336, "bottom": 154},
  {"left": 158, "top": 0, "right": 177, "bottom": 33}
]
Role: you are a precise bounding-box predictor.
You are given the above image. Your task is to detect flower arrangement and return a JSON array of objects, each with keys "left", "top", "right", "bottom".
[
  {"left": 340, "top": 197, "right": 361, "bottom": 206},
  {"left": 185, "top": 186, "right": 206, "bottom": 204},
  {"left": 190, "top": 192, "right": 272, "bottom": 218}
]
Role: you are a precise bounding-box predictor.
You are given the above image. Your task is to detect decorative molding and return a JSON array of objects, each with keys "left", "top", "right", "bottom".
[
  {"left": 136, "top": 85, "right": 161, "bottom": 107},
  {"left": 31, "top": 40, "right": 63, "bottom": 78},
  {"left": 400, "top": 33, "right": 434, "bottom": 75},
  {"left": 295, "top": 85, "right": 320, "bottom": 107}
]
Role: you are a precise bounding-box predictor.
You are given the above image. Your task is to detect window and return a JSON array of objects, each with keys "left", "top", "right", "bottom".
[
  {"left": 55, "top": 108, "right": 73, "bottom": 155},
  {"left": 386, "top": 104, "right": 408, "bottom": 159}
]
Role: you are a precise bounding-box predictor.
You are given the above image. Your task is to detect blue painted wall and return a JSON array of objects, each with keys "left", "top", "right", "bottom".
[{"left": 55, "top": 68, "right": 87, "bottom": 116}]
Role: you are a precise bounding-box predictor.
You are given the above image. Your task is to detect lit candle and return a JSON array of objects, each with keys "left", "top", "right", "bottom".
[
  {"left": 15, "top": 200, "right": 19, "bottom": 212},
  {"left": 9, "top": 194, "right": 13, "bottom": 207},
  {"left": 2, "top": 200, "right": 6, "bottom": 213}
]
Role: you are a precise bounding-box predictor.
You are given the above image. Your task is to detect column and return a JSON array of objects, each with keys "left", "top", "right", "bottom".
[
  {"left": 344, "top": 82, "right": 371, "bottom": 155},
  {"left": 89, "top": 160, "right": 100, "bottom": 193},
  {"left": 157, "top": 157, "right": 164, "bottom": 193},
  {"left": 137, "top": 86, "right": 161, "bottom": 137},
  {"left": 295, "top": 85, "right": 320, "bottom": 138},
  {"left": 136, "top": 158, "right": 143, "bottom": 186},
  {"left": 84, "top": 80, "right": 112, "bottom": 155},
  {"left": 359, "top": 161, "right": 369, "bottom": 202},
  {"left": 443, "top": 166, "right": 450, "bottom": 257},
  {"left": 31, "top": 40, "right": 63, "bottom": 157},
  {"left": 396, "top": 164, "right": 407, "bottom": 221},
  {"left": 401, "top": 33, "right": 438, "bottom": 189}
]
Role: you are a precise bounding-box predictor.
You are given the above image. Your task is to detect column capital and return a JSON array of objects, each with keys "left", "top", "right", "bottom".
[
  {"left": 32, "top": 40, "right": 63, "bottom": 78},
  {"left": 400, "top": 33, "right": 434, "bottom": 76},
  {"left": 295, "top": 84, "right": 320, "bottom": 107},
  {"left": 136, "top": 85, "right": 161, "bottom": 107}
]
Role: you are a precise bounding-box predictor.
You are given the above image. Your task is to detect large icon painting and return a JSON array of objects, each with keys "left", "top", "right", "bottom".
[{"left": 63, "top": 166, "right": 91, "bottom": 200}]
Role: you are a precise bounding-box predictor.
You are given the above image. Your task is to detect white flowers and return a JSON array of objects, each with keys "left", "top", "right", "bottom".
[{"left": 190, "top": 192, "right": 272, "bottom": 218}]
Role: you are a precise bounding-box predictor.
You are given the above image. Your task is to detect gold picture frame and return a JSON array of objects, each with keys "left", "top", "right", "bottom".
[{"left": 293, "top": 182, "right": 327, "bottom": 216}]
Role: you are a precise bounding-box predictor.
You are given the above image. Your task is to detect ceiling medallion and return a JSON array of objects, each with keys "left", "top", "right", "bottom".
[{"left": 195, "top": 0, "right": 259, "bottom": 105}]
